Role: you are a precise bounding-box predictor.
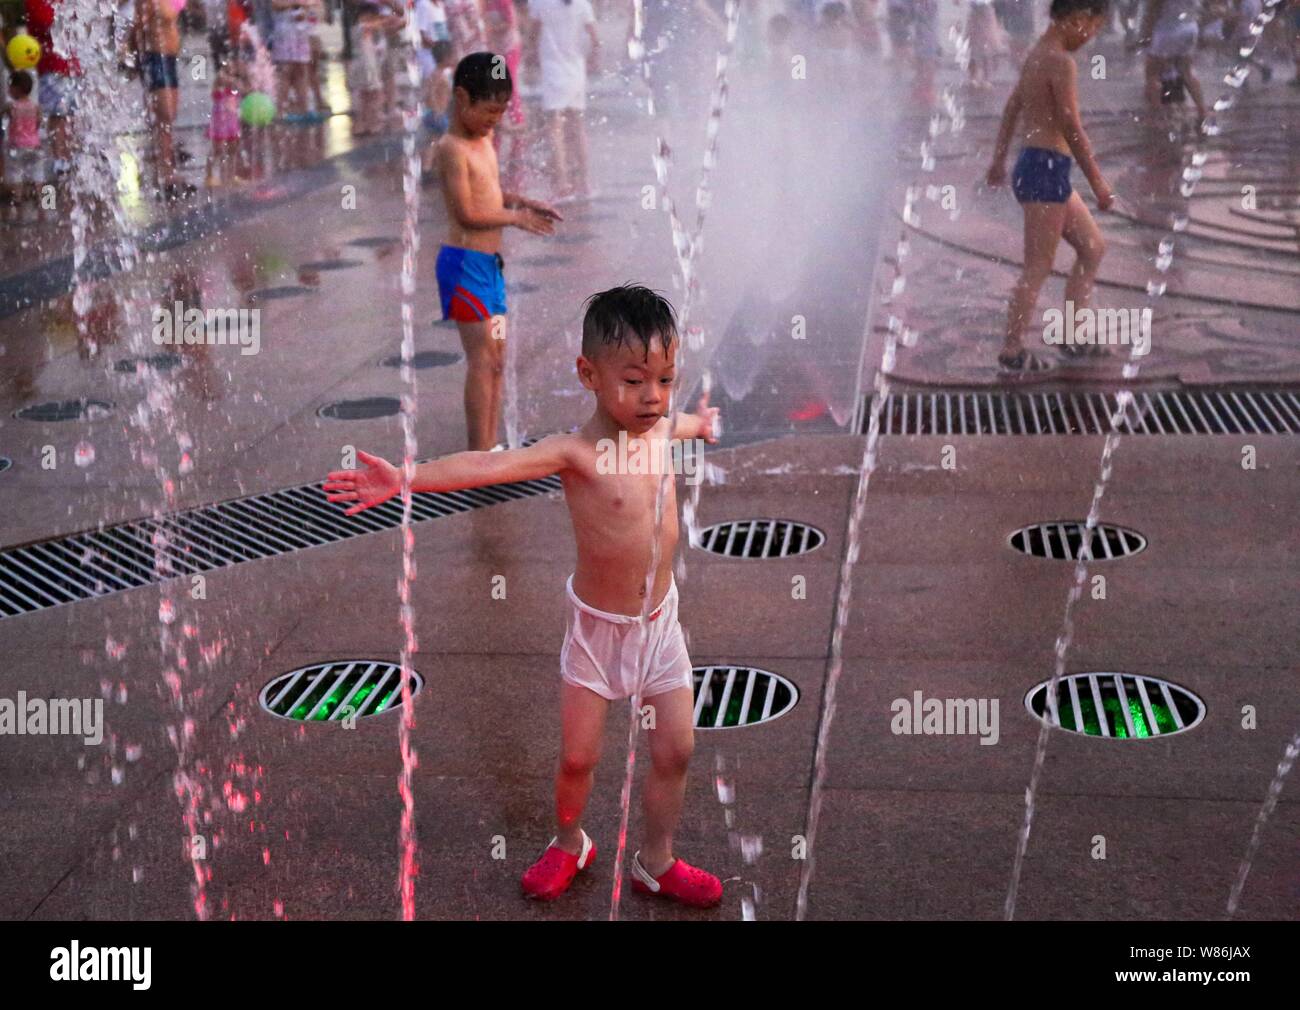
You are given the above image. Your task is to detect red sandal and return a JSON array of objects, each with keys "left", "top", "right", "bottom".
[
  {"left": 630, "top": 850, "right": 723, "bottom": 908},
  {"left": 521, "top": 830, "right": 596, "bottom": 901}
]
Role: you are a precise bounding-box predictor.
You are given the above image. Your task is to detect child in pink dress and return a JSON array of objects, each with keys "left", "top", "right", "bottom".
[
  {"left": 4, "top": 71, "right": 44, "bottom": 222},
  {"left": 206, "top": 60, "right": 244, "bottom": 187}
]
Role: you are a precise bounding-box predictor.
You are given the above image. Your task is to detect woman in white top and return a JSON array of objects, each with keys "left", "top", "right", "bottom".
[{"left": 527, "top": 0, "right": 600, "bottom": 202}]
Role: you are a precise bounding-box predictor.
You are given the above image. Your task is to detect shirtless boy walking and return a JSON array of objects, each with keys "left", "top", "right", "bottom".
[
  {"left": 436, "top": 52, "right": 562, "bottom": 451},
  {"left": 135, "top": 0, "right": 193, "bottom": 200},
  {"left": 324, "top": 285, "right": 725, "bottom": 907},
  {"left": 986, "top": 0, "right": 1114, "bottom": 372}
]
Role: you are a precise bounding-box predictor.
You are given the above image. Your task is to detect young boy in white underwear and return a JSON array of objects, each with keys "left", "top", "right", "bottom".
[{"left": 323, "top": 284, "right": 724, "bottom": 907}]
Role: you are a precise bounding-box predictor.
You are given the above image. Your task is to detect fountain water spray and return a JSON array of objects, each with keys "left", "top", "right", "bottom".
[
  {"left": 794, "top": 63, "right": 968, "bottom": 919},
  {"left": 1003, "top": 2, "right": 1283, "bottom": 921},
  {"left": 395, "top": 6, "right": 424, "bottom": 921},
  {"left": 55, "top": 0, "right": 222, "bottom": 918},
  {"left": 1226, "top": 727, "right": 1300, "bottom": 916}
]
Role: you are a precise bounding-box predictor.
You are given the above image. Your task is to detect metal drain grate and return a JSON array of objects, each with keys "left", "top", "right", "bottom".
[
  {"left": 14, "top": 399, "right": 114, "bottom": 422},
  {"left": 260, "top": 660, "right": 422, "bottom": 721},
  {"left": 862, "top": 388, "right": 1300, "bottom": 435},
  {"left": 248, "top": 286, "right": 314, "bottom": 303},
  {"left": 0, "top": 443, "right": 557, "bottom": 619},
  {"left": 516, "top": 254, "right": 574, "bottom": 268},
  {"left": 114, "top": 353, "right": 183, "bottom": 372},
  {"left": 299, "top": 259, "right": 363, "bottom": 271},
  {"left": 696, "top": 519, "right": 825, "bottom": 558},
  {"left": 692, "top": 665, "right": 798, "bottom": 729},
  {"left": 318, "top": 397, "right": 401, "bottom": 420},
  {"left": 380, "top": 351, "right": 460, "bottom": 369},
  {"left": 1010, "top": 521, "right": 1146, "bottom": 560},
  {"left": 1026, "top": 672, "right": 1204, "bottom": 738}
]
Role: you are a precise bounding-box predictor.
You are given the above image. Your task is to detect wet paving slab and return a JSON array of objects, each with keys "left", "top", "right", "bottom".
[{"left": 1, "top": 28, "right": 1297, "bottom": 921}]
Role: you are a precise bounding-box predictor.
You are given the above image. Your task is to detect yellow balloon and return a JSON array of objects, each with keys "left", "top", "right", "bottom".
[{"left": 7, "top": 33, "right": 42, "bottom": 72}]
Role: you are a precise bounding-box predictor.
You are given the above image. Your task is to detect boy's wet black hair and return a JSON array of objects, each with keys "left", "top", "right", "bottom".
[
  {"left": 453, "top": 51, "right": 513, "bottom": 103},
  {"left": 1049, "top": 0, "right": 1109, "bottom": 18},
  {"left": 581, "top": 284, "right": 678, "bottom": 362},
  {"left": 9, "top": 71, "right": 34, "bottom": 97}
]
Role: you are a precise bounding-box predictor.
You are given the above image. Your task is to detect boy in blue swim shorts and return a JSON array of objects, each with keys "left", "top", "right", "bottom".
[
  {"left": 435, "top": 52, "right": 562, "bottom": 449},
  {"left": 986, "top": 0, "right": 1114, "bottom": 372}
]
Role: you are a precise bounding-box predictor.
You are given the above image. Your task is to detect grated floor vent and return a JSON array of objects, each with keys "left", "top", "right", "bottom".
[
  {"left": 1026, "top": 672, "right": 1204, "bottom": 738},
  {"left": 380, "top": 351, "right": 460, "bottom": 369},
  {"left": 299, "top": 259, "right": 363, "bottom": 271},
  {"left": 115, "top": 353, "right": 183, "bottom": 373},
  {"left": 14, "top": 399, "right": 114, "bottom": 422},
  {"left": 695, "top": 519, "right": 825, "bottom": 559},
  {"left": 0, "top": 441, "right": 557, "bottom": 619},
  {"left": 318, "top": 397, "right": 401, "bottom": 420},
  {"left": 692, "top": 665, "right": 798, "bottom": 729},
  {"left": 260, "top": 660, "right": 422, "bottom": 722},
  {"left": 1010, "top": 521, "right": 1147, "bottom": 561},
  {"left": 862, "top": 388, "right": 1300, "bottom": 435},
  {"left": 248, "top": 286, "right": 314, "bottom": 303}
]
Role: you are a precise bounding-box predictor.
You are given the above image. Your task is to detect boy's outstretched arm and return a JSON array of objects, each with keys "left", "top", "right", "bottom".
[
  {"left": 986, "top": 82, "right": 1022, "bottom": 186},
  {"left": 1048, "top": 55, "right": 1113, "bottom": 209},
  {"left": 671, "top": 392, "right": 721, "bottom": 443},
  {"left": 324, "top": 434, "right": 575, "bottom": 516}
]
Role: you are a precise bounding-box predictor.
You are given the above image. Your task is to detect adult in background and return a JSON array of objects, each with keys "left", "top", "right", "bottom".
[
  {"left": 1139, "top": 0, "right": 1207, "bottom": 125},
  {"left": 528, "top": 0, "right": 599, "bottom": 203},
  {"left": 136, "top": 0, "right": 196, "bottom": 199}
]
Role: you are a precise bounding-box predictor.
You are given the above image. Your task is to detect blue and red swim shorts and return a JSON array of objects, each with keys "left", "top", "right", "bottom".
[{"left": 435, "top": 245, "right": 507, "bottom": 322}]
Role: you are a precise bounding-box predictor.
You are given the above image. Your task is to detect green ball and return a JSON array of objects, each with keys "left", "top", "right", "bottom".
[{"left": 239, "top": 92, "right": 276, "bottom": 127}]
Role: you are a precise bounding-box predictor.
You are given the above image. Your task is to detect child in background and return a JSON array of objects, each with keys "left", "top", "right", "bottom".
[
  {"left": 206, "top": 58, "right": 244, "bottom": 186},
  {"left": 306, "top": 0, "right": 331, "bottom": 118},
  {"left": 434, "top": 52, "right": 560, "bottom": 450},
  {"left": 415, "top": 0, "right": 451, "bottom": 129},
  {"left": 420, "top": 39, "right": 455, "bottom": 182},
  {"left": 485, "top": 0, "right": 526, "bottom": 191},
  {"left": 986, "top": 0, "right": 1113, "bottom": 372},
  {"left": 444, "top": 0, "right": 486, "bottom": 59},
  {"left": 966, "top": 0, "right": 1005, "bottom": 88},
  {"left": 851, "top": 0, "right": 884, "bottom": 53},
  {"left": 1140, "top": 0, "right": 1208, "bottom": 126},
  {"left": 817, "top": 1, "right": 857, "bottom": 80},
  {"left": 4, "top": 72, "right": 44, "bottom": 223},
  {"left": 351, "top": 1, "right": 398, "bottom": 135},
  {"left": 270, "top": 0, "right": 318, "bottom": 120}
]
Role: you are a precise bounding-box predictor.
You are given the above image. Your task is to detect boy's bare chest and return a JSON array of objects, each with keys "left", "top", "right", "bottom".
[
  {"left": 465, "top": 146, "right": 502, "bottom": 197},
  {"left": 568, "top": 467, "right": 679, "bottom": 529}
]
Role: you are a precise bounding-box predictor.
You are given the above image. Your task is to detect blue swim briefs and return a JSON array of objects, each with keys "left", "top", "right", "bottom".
[
  {"left": 435, "top": 245, "right": 507, "bottom": 322},
  {"left": 1011, "top": 147, "right": 1073, "bottom": 204},
  {"left": 144, "top": 52, "right": 180, "bottom": 92}
]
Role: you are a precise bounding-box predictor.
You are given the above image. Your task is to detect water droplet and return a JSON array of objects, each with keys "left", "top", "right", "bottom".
[{"left": 74, "top": 441, "right": 95, "bottom": 467}]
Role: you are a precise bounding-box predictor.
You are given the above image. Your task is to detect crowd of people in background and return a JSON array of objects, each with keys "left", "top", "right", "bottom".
[{"left": 1, "top": 0, "right": 1299, "bottom": 219}]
